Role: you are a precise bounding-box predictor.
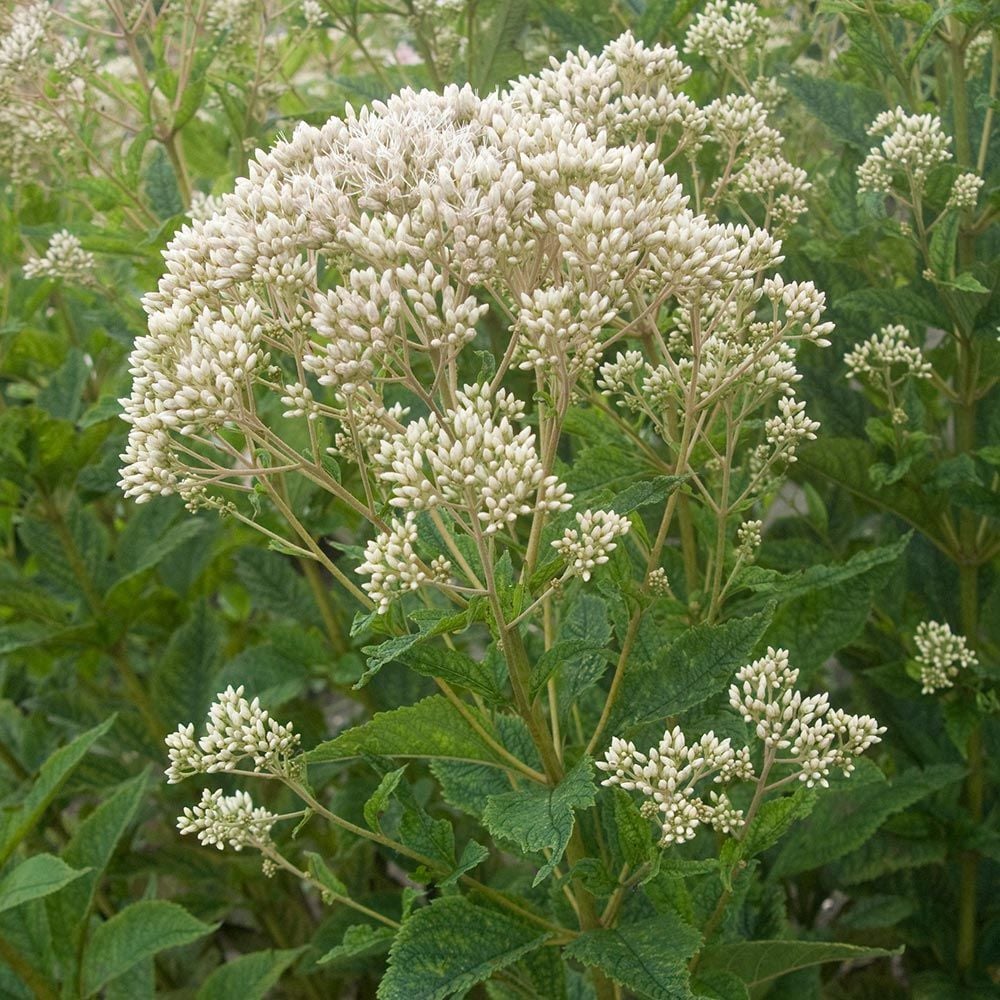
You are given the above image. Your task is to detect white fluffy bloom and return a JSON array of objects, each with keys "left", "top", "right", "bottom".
[
  {"left": 947, "top": 172, "right": 984, "bottom": 212},
  {"left": 23, "top": 231, "right": 95, "bottom": 283},
  {"left": 356, "top": 513, "right": 426, "bottom": 613},
  {"left": 844, "top": 324, "right": 932, "bottom": 382},
  {"left": 553, "top": 509, "right": 631, "bottom": 580},
  {"left": 858, "top": 108, "right": 951, "bottom": 196},
  {"left": 914, "top": 620, "right": 978, "bottom": 694},
  {"left": 178, "top": 788, "right": 277, "bottom": 851},
  {"left": 764, "top": 397, "right": 819, "bottom": 460},
  {"left": 597, "top": 729, "right": 753, "bottom": 845},
  {"left": 374, "top": 383, "right": 571, "bottom": 533},
  {"left": 729, "top": 647, "right": 884, "bottom": 786},
  {"left": 165, "top": 685, "right": 300, "bottom": 783},
  {"left": 685, "top": 1, "right": 766, "bottom": 59}
]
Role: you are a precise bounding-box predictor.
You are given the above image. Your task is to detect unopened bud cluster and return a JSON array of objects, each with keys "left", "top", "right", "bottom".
[
  {"left": 165, "top": 685, "right": 300, "bottom": 783},
  {"left": 23, "top": 231, "right": 96, "bottom": 284},
  {"left": 600, "top": 648, "right": 884, "bottom": 845},
  {"left": 913, "top": 620, "right": 978, "bottom": 694},
  {"left": 178, "top": 788, "right": 277, "bottom": 851}
]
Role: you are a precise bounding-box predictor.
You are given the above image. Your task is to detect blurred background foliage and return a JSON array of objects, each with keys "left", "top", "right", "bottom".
[{"left": 0, "top": 0, "right": 997, "bottom": 996}]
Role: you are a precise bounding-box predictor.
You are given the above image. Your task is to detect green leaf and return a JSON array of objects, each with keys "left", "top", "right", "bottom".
[
  {"left": 440, "top": 839, "right": 490, "bottom": 888},
  {"left": 696, "top": 940, "right": 900, "bottom": 988},
  {"left": 48, "top": 771, "right": 148, "bottom": 958},
  {"left": 565, "top": 913, "right": 702, "bottom": 1000},
  {"left": 195, "top": 948, "right": 304, "bottom": 1000},
  {"left": 782, "top": 73, "right": 887, "bottom": 147},
  {"left": 606, "top": 788, "right": 655, "bottom": 870},
  {"left": 397, "top": 645, "right": 505, "bottom": 703},
  {"left": 556, "top": 593, "right": 612, "bottom": 712},
  {"left": 144, "top": 146, "right": 183, "bottom": 219},
  {"left": 930, "top": 210, "right": 959, "bottom": 278},
  {"left": 798, "top": 438, "right": 948, "bottom": 541},
  {"left": 81, "top": 901, "right": 215, "bottom": 996},
  {"left": 471, "top": 0, "right": 528, "bottom": 91},
  {"left": 378, "top": 896, "right": 548, "bottom": 1000},
  {"left": 305, "top": 852, "right": 348, "bottom": 897},
  {"left": 151, "top": 600, "right": 222, "bottom": 728},
  {"left": 364, "top": 766, "right": 407, "bottom": 832},
  {"left": 0, "top": 716, "right": 115, "bottom": 866},
  {"left": 770, "top": 763, "right": 965, "bottom": 878},
  {"left": 308, "top": 696, "right": 510, "bottom": 768},
  {"left": 610, "top": 611, "right": 772, "bottom": 731},
  {"left": 530, "top": 639, "right": 610, "bottom": 702},
  {"left": 0, "top": 854, "right": 87, "bottom": 915},
  {"left": 318, "top": 924, "right": 395, "bottom": 967},
  {"left": 740, "top": 789, "right": 817, "bottom": 858},
  {"left": 482, "top": 756, "right": 596, "bottom": 886},
  {"left": 36, "top": 349, "right": 88, "bottom": 423}
]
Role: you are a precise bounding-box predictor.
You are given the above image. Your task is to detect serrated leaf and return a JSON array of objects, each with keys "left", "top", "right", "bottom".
[
  {"left": 439, "top": 839, "right": 489, "bottom": 887},
  {"left": 482, "top": 756, "right": 596, "bottom": 886},
  {"left": 696, "top": 940, "right": 899, "bottom": 988},
  {"left": 930, "top": 210, "right": 959, "bottom": 278},
  {"left": 81, "top": 901, "right": 215, "bottom": 995},
  {"left": 195, "top": 948, "right": 304, "bottom": 1000},
  {"left": 782, "top": 73, "right": 887, "bottom": 147},
  {"left": 378, "top": 896, "right": 548, "bottom": 1000},
  {"left": 740, "top": 789, "right": 817, "bottom": 858},
  {"left": 565, "top": 913, "right": 702, "bottom": 1000},
  {"left": 0, "top": 716, "right": 115, "bottom": 866},
  {"left": 364, "top": 766, "right": 407, "bottom": 832},
  {"left": 318, "top": 924, "right": 395, "bottom": 967},
  {"left": 308, "top": 696, "right": 510, "bottom": 768},
  {"left": 770, "top": 763, "right": 965, "bottom": 878},
  {"left": 610, "top": 610, "right": 772, "bottom": 731},
  {"left": 0, "top": 854, "right": 88, "bottom": 915}
]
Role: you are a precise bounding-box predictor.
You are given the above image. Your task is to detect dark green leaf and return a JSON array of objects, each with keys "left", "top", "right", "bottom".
[
  {"left": 482, "top": 756, "right": 596, "bottom": 886},
  {"left": 378, "top": 896, "right": 548, "bottom": 1000},
  {"left": 0, "top": 716, "right": 115, "bottom": 866},
  {"left": 565, "top": 913, "right": 702, "bottom": 1000},
  {"left": 0, "top": 854, "right": 87, "bottom": 915},
  {"left": 81, "top": 901, "right": 215, "bottom": 996},
  {"left": 610, "top": 610, "right": 772, "bottom": 731},
  {"left": 697, "top": 940, "right": 900, "bottom": 988},
  {"left": 195, "top": 948, "right": 304, "bottom": 1000},
  {"left": 308, "top": 696, "right": 509, "bottom": 768}
]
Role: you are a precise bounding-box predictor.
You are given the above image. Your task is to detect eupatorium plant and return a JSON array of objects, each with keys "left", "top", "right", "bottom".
[{"left": 119, "top": 31, "right": 894, "bottom": 999}]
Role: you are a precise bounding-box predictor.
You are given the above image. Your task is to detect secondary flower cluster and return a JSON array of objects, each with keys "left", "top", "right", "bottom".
[
  {"left": 844, "top": 324, "right": 932, "bottom": 383},
  {"left": 913, "top": 620, "right": 978, "bottom": 694},
  {"left": 165, "top": 685, "right": 300, "bottom": 784},
  {"left": 858, "top": 108, "right": 952, "bottom": 197},
  {"left": 178, "top": 788, "right": 277, "bottom": 852},
  {"left": 599, "top": 648, "right": 884, "bottom": 845},
  {"left": 23, "top": 230, "right": 95, "bottom": 284}
]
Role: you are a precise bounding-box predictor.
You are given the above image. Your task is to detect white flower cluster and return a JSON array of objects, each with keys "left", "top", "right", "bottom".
[
  {"left": 763, "top": 397, "right": 820, "bottom": 462},
  {"left": 914, "top": 620, "right": 978, "bottom": 694},
  {"left": 23, "top": 231, "right": 96, "bottom": 284},
  {"left": 374, "top": 383, "right": 570, "bottom": 529},
  {"left": 844, "top": 324, "right": 932, "bottom": 383},
  {"left": 178, "top": 788, "right": 277, "bottom": 851},
  {"left": 600, "top": 648, "right": 884, "bottom": 846},
  {"left": 736, "top": 519, "right": 762, "bottom": 556},
  {"left": 685, "top": 1, "right": 766, "bottom": 59},
  {"left": 729, "top": 647, "right": 884, "bottom": 786},
  {"left": 947, "top": 172, "right": 984, "bottom": 212},
  {"left": 357, "top": 513, "right": 427, "bottom": 613},
  {"left": 552, "top": 509, "right": 631, "bottom": 581},
  {"left": 597, "top": 729, "right": 754, "bottom": 845},
  {"left": 165, "top": 685, "right": 300, "bottom": 784},
  {"left": 858, "top": 108, "right": 952, "bottom": 197}
]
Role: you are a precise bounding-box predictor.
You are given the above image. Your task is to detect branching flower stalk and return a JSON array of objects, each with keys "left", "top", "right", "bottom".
[{"left": 125, "top": 33, "right": 849, "bottom": 995}]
